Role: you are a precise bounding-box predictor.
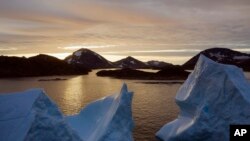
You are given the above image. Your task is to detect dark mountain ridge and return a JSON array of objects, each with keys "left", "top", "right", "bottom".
[
  {"left": 182, "top": 47, "right": 250, "bottom": 71},
  {"left": 65, "top": 48, "right": 114, "bottom": 69},
  {"left": 0, "top": 54, "right": 90, "bottom": 78},
  {"left": 113, "top": 56, "right": 148, "bottom": 69},
  {"left": 1, "top": 47, "right": 250, "bottom": 78},
  {"left": 65, "top": 49, "right": 173, "bottom": 69}
]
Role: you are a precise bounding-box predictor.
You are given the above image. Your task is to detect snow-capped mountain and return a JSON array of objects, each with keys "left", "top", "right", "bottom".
[
  {"left": 114, "top": 57, "right": 175, "bottom": 69},
  {"left": 182, "top": 48, "right": 250, "bottom": 71},
  {"left": 65, "top": 49, "right": 114, "bottom": 69},
  {"left": 114, "top": 56, "right": 149, "bottom": 69},
  {"left": 66, "top": 49, "right": 173, "bottom": 69}
]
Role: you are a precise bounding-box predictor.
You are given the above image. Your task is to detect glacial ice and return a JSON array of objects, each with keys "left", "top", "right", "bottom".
[
  {"left": 0, "top": 89, "right": 82, "bottom": 141},
  {"left": 156, "top": 55, "right": 250, "bottom": 141},
  {"left": 0, "top": 84, "right": 134, "bottom": 141},
  {"left": 66, "top": 83, "right": 134, "bottom": 141}
]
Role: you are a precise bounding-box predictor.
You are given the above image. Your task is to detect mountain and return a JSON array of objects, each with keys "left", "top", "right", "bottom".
[
  {"left": 0, "top": 54, "right": 90, "bottom": 78},
  {"left": 146, "top": 60, "right": 173, "bottom": 69},
  {"left": 182, "top": 47, "right": 250, "bottom": 71},
  {"left": 65, "top": 48, "right": 114, "bottom": 69},
  {"left": 114, "top": 57, "right": 173, "bottom": 69},
  {"left": 65, "top": 48, "right": 174, "bottom": 69},
  {"left": 114, "top": 56, "right": 148, "bottom": 69}
]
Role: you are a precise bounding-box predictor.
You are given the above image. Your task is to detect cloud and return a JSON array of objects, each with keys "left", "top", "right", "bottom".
[
  {"left": 234, "top": 48, "right": 250, "bottom": 52},
  {"left": 0, "top": 47, "right": 18, "bottom": 51},
  {"left": 0, "top": 0, "right": 250, "bottom": 63},
  {"left": 58, "top": 45, "right": 117, "bottom": 50}
]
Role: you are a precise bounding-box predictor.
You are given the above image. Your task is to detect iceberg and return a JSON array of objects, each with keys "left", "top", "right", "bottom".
[
  {"left": 66, "top": 83, "right": 134, "bottom": 141},
  {"left": 0, "top": 89, "right": 82, "bottom": 141},
  {"left": 0, "top": 83, "right": 134, "bottom": 141},
  {"left": 156, "top": 55, "right": 250, "bottom": 141}
]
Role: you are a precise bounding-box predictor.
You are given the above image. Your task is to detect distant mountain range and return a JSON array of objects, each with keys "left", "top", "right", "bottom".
[
  {"left": 113, "top": 56, "right": 148, "bottom": 69},
  {"left": 66, "top": 48, "right": 250, "bottom": 71},
  {"left": 0, "top": 47, "right": 250, "bottom": 78},
  {"left": 65, "top": 48, "right": 174, "bottom": 69},
  {"left": 182, "top": 48, "right": 250, "bottom": 71}
]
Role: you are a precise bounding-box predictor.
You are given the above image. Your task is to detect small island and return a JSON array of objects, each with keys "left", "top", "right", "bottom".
[{"left": 38, "top": 78, "right": 68, "bottom": 81}]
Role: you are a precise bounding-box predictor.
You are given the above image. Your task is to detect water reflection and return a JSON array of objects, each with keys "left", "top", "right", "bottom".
[{"left": 1, "top": 71, "right": 249, "bottom": 140}]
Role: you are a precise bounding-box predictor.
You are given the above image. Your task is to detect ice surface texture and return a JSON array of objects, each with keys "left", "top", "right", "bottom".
[
  {"left": 0, "top": 83, "right": 134, "bottom": 141},
  {"left": 66, "top": 84, "right": 134, "bottom": 141},
  {"left": 0, "top": 89, "right": 82, "bottom": 141},
  {"left": 156, "top": 55, "right": 250, "bottom": 141}
]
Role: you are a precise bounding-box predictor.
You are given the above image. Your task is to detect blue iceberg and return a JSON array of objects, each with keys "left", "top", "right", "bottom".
[
  {"left": 156, "top": 55, "right": 250, "bottom": 141},
  {"left": 66, "top": 83, "right": 134, "bottom": 141},
  {"left": 0, "top": 84, "right": 134, "bottom": 141},
  {"left": 0, "top": 89, "right": 82, "bottom": 141}
]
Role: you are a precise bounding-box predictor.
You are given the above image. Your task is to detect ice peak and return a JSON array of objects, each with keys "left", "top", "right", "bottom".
[
  {"left": 0, "top": 89, "right": 82, "bottom": 141},
  {"left": 156, "top": 55, "right": 250, "bottom": 141},
  {"left": 66, "top": 83, "right": 134, "bottom": 141},
  {"left": 1, "top": 84, "right": 134, "bottom": 141},
  {"left": 120, "top": 83, "right": 128, "bottom": 94}
]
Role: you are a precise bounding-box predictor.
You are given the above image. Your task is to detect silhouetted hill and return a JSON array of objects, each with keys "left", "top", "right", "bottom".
[
  {"left": 157, "top": 65, "right": 189, "bottom": 77},
  {"left": 96, "top": 68, "right": 189, "bottom": 80},
  {"left": 0, "top": 54, "right": 90, "bottom": 78},
  {"left": 113, "top": 56, "right": 148, "bottom": 69},
  {"left": 65, "top": 48, "right": 114, "bottom": 69},
  {"left": 65, "top": 48, "right": 174, "bottom": 69}
]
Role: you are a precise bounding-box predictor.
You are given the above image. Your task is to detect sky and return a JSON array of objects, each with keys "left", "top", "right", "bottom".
[{"left": 0, "top": 0, "right": 250, "bottom": 64}]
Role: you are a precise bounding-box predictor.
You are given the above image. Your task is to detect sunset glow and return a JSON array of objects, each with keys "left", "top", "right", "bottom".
[{"left": 0, "top": 0, "right": 250, "bottom": 64}]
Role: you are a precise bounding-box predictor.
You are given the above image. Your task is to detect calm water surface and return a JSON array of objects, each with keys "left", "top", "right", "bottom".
[{"left": 1, "top": 70, "right": 249, "bottom": 141}]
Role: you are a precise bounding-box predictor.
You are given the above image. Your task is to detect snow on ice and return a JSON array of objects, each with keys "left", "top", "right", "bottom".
[
  {"left": 156, "top": 55, "right": 250, "bottom": 141},
  {"left": 0, "top": 89, "right": 81, "bottom": 141},
  {"left": 66, "top": 83, "right": 134, "bottom": 141},
  {"left": 0, "top": 84, "right": 134, "bottom": 141}
]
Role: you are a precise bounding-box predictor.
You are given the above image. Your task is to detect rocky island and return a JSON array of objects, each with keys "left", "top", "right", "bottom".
[{"left": 96, "top": 65, "right": 189, "bottom": 80}]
